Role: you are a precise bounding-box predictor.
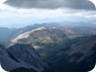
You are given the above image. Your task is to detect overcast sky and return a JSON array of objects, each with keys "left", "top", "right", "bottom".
[{"left": 0, "top": 0, "right": 96, "bottom": 28}]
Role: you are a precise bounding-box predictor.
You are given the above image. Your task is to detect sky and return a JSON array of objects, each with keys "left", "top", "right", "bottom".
[{"left": 0, "top": 0, "right": 96, "bottom": 28}]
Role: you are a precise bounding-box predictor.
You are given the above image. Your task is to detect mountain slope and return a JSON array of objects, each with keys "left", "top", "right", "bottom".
[
  {"left": 47, "top": 35, "right": 96, "bottom": 72},
  {"left": 8, "top": 23, "right": 96, "bottom": 59},
  {"left": 0, "top": 24, "right": 43, "bottom": 41},
  {"left": 11, "top": 23, "right": 96, "bottom": 46},
  {"left": 1, "top": 23, "right": 90, "bottom": 59},
  {"left": 0, "top": 44, "right": 47, "bottom": 72}
]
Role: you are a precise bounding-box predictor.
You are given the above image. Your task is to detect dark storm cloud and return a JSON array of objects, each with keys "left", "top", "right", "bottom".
[{"left": 5, "top": 0, "right": 95, "bottom": 10}]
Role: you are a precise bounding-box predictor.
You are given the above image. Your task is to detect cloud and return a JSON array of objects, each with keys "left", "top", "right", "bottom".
[
  {"left": 0, "top": 5, "right": 96, "bottom": 28},
  {"left": 5, "top": 0, "right": 96, "bottom": 10},
  {"left": 0, "top": 8, "right": 96, "bottom": 23}
]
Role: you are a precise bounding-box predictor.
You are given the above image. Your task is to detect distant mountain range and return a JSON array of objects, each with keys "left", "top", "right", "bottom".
[
  {"left": 0, "top": 24, "right": 42, "bottom": 41},
  {"left": 0, "top": 22, "right": 96, "bottom": 42},
  {"left": 0, "top": 22, "right": 96, "bottom": 59}
]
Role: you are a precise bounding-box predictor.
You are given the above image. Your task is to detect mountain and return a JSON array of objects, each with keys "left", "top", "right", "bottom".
[
  {"left": 0, "top": 24, "right": 42, "bottom": 41},
  {"left": 8, "top": 23, "right": 96, "bottom": 59},
  {"left": 11, "top": 23, "right": 96, "bottom": 45},
  {"left": 0, "top": 35, "right": 96, "bottom": 72},
  {"left": 47, "top": 35, "right": 96, "bottom": 72},
  {"left": 0, "top": 22, "right": 96, "bottom": 59},
  {"left": 0, "top": 23, "right": 95, "bottom": 59},
  {"left": 0, "top": 22, "right": 96, "bottom": 42},
  {"left": 0, "top": 27, "right": 15, "bottom": 41},
  {"left": 0, "top": 44, "right": 47, "bottom": 72}
]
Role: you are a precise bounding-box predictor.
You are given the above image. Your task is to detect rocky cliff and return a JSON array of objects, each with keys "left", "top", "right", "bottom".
[{"left": 0, "top": 44, "right": 47, "bottom": 72}]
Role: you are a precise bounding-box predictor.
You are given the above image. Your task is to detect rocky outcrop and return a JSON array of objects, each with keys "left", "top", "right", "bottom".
[
  {"left": 48, "top": 35, "right": 96, "bottom": 72},
  {"left": 0, "top": 44, "right": 47, "bottom": 72}
]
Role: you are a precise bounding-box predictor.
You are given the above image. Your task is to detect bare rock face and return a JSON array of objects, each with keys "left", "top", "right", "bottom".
[{"left": 0, "top": 44, "right": 46, "bottom": 72}]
